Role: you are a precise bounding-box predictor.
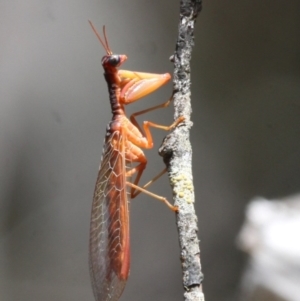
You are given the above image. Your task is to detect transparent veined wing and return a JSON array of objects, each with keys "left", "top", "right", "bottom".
[{"left": 89, "top": 129, "right": 130, "bottom": 301}]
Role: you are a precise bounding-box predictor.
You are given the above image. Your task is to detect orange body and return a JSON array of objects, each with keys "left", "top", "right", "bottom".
[{"left": 88, "top": 22, "right": 182, "bottom": 301}]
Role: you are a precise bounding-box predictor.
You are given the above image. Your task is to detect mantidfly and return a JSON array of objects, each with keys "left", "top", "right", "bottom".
[{"left": 88, "top": 21, "right": 184, "bottom": 301}]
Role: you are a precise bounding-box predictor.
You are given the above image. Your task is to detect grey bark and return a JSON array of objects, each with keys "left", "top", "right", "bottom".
[{"left": 159, "top": 1, "right": 205, "bottom": 301}]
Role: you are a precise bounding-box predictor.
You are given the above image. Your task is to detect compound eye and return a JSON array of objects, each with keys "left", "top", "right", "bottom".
[{"left": 109, "top": 55, "right": 120, "bottom": 66}]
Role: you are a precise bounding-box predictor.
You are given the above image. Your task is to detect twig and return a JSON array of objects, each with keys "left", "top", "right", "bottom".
[{"left": 159, "top": 1, "right": 204, "bottom": 301}]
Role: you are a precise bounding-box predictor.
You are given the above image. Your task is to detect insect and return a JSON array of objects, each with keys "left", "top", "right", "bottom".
[{"left": 88, "top": 21, "right": 184, "bottom": 301}]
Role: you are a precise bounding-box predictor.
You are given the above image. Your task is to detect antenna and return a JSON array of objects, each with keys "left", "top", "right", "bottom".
[
  {"left": 88, "top": 20, "right": 112, "bottom": 55},
  {"left": 102, "top": 26, "right": 112, "bottom": 55}
]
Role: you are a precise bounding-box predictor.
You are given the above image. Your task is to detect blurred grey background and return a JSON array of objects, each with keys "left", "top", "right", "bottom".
[{"left": 1, "top": 1, "right": 300, "bottom": 301}]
